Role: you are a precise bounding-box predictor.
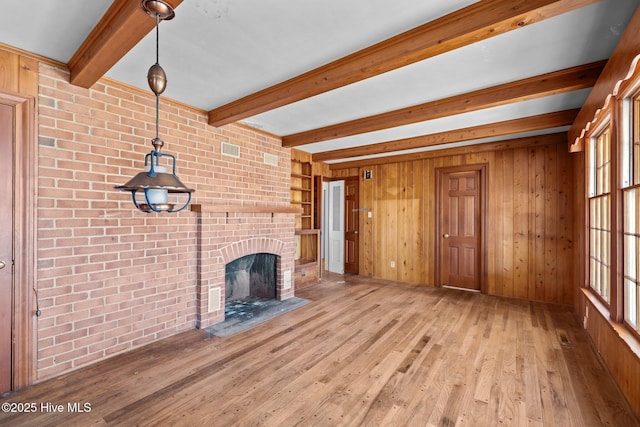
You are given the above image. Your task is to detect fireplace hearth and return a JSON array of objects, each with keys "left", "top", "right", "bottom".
[{"left": 206, "top": 296, "right": 309, "bottom": 336}]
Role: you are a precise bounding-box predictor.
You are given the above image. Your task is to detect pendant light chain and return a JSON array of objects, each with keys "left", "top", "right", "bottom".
[
  {"left": 116, "top": 0, "right": 194, "bottom": 213},
  {"left": 154, "top": 11, "right": 161, "bottom": 151}
]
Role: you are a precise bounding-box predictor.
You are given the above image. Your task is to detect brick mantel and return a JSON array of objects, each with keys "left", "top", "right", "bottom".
[{"left": 190, "top": 204, "right": 301, "bottom": 214}]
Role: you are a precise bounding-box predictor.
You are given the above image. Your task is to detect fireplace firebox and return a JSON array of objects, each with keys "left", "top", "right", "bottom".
[{"left": 225, "top": 253, "right": 277, "bottom": 302}]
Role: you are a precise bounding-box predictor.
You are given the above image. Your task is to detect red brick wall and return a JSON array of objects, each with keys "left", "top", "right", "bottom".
[{"left": 36, "top": 63, "right": 294, "bottom": 381}]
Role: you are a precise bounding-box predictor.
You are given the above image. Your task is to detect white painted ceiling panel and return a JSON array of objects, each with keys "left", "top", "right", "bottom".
[
  {"left": 106, "top": 0, "right": 480, "bottom": 109},
  {"left": 0, "top": 0, "right": 112, "bottom": 62},
  {"left": 244, "top": 1, "right": 633, "bottom": 136}
]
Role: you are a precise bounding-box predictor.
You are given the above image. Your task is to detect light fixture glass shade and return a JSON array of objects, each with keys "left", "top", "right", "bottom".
[
  {"left": 116, "top": 151, "right": 193, "bottom": 213},
  {"left": 144, "top": 164, "right": 169, "bottom": 205}
]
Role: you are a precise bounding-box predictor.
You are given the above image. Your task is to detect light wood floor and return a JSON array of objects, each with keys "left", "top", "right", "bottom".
[{"left": 1, "top": 274, "right": 638, "bottom": 426}]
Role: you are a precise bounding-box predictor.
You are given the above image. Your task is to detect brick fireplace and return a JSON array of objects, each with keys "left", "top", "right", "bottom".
[{"left": 193, "top": 207, "right": 297, "bottom": 329}]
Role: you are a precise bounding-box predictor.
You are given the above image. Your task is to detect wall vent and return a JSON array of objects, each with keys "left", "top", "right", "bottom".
[
  {"left": 264, "top": 153, "right": 279, "bottom": 166},
  {"left": 283, "top": 269, "right": 292, "bottom": 290},
  {"left": 221, "top": 141, "right": 240, "bottom": 158},
  {"left": 208, "top": 287, "right": 221, "bottom": 312}
]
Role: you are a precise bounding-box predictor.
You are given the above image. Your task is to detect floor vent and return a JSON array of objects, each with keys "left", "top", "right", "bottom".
[
  {"left": 221, "top": 141, "right": 240, "bottom": 158},
  {"left": 557, "top": 329, "right": 571, "bottom": 346}
]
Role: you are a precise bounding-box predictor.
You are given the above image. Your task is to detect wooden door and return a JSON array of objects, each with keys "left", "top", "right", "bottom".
[
  {"left": 0, "top": 103, "right": 13, "bottom": 393},
  {"left": 344, "top": 177, "right": 359, "bottom": 274},
  {"left": 437, "top": 167, "right": 483, "bottom": 290}
]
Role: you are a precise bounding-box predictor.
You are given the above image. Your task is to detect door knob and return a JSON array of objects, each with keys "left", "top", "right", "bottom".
[
  {"left": 443, "top": 233, "right": 450, "bottom": 239},
  {"left": 0, "top": 260, "right": 5, "bottom": 269},
  {"left": 354, "top": 230, "right": 358, "bottom": 234}
]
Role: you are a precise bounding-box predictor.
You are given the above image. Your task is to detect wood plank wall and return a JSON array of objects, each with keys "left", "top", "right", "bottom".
[
  {"left": 572, "top": 150, "right": 640, "bottom": 419},
  {"left": 331, "top": 138, "right": 574, "bottom": 305},
  {"left": 579, "top": 291, "right": 640, "bottom": 419},
  {"left": 0, "top": 48, "right": 39, "bottom": 95}
]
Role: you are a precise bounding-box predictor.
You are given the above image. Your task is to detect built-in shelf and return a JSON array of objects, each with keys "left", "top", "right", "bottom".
[
  {"left": 295, "top": 228, "right": 320, "bottom": 235},
  {"left": 291, "top": 157, "right": 320, "bottom": 288},
  {"left": 291, "top": 173, "right": 312, "bottom": 179},
  {"left": 290, "top": 186, "right": 312, "bottom": 192}
]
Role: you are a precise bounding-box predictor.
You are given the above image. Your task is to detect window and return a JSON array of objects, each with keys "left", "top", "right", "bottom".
[
  {"left": 588, "top": 123, "right": 611, "bottom": 303},
  {"left": 623, "top": 189, "right": 639, "bottom": 330},
  {"left": 584, "top": 64, "right": 640, "bottom": 340},
  {"left": 622, "top": 90, "right": 640, "bottom": 334}
]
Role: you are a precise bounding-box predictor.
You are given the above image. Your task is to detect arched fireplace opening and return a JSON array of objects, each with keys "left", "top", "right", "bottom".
[{"left": 225, "top": 253, "right": 277, "bottom": 317}]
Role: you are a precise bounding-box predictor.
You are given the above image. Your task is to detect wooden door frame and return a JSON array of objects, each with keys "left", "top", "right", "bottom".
[
  {"left": 344, "top": 176, "right": 359, "bottom": 274},
  {"left": 326, "top": 176, "right": 360, "bottom": 274},
  {"left": 1, "top": 89, "right": 37, "bottom": 390},
  {"left": 435, "top": 164, "right": 488, "bottom": 293},
  {"left": 314, "top": 175, "right": 326, "bottom": 271}
]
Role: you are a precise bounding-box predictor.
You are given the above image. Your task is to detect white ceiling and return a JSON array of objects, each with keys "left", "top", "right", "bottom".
[{"left": 0, "top": 0, "right": 638, "bottom": 164}]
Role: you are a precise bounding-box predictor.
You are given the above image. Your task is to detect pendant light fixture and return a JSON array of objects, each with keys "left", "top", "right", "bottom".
[{"left": 116, "top": 0, "right": 193, "bottom": 213}]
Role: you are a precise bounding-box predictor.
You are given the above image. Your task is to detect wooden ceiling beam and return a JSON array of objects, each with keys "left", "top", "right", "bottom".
[
  {"left": 283, "top": 61, "right": 604, "bottom": 147},
  {"left": 207, "top": 0, "right": 598, "bottom": 127},
  {"left": 328, "top": 132, "right": 568, "bottom": 170},
  {"left": 312, "top": 108, "right": 579, "bottom": 162},
  {"left": 68, "top": 0, "right": 183, "bottom": 88}
]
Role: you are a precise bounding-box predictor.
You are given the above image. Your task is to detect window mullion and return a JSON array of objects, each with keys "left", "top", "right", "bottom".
[{"left": 610, "top": 100, "right": 622, "bottom": 322}]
